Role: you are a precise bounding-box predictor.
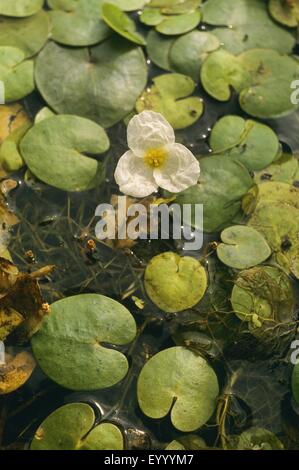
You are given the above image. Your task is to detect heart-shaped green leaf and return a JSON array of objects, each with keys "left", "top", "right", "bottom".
[
  {"left": 31, "top": 403, "right": 124, "bottom": 450},
  {"left": 269, "top": 0, "right": 299, "bottom": 27},
  {"left": 254, "top": 153, "right": 299, "bottom": 184},
  {"left": 169, "top": 31, "right": 220, "bottom": 81},
  {"left": 102, "top": 3, "right": 146, "bottom": 45},
  {"left": 35, "top": 38, "right": 147, "bottom": 128},
  {"left": 202, "top": 0, "right": 295, "bottom": 54},
  {"left": 231, "top": 265, "right": 295, "bottom": 329},
  {"left": 144, "top": 252, "right": 207, "bottom": 313},
  {"left": 217, "top": 225, "right": 271, "bottom": 270},
  {"left": 20, "top": 115, "right": 109, "bottom": 192},
  {"left": 146, "top": 30, "right": 175, "bottom": 70},
  {"left": 156, "top": 10, "right": 201, "bottom": 36},
  {"left": 0, "top": 0, "right": 43, "bottom": 17},
  {"left": 210, "top": 116, "right": 280, "bottom": 171},
  {"left": 0, "top": 46, "right": 34, "bottom": 102},
  {"left": 136, "top": 73, "right": 203, "bottom": 129},
  {"left": 0, "top": 11, "right": 50, "bottom": 58},
  {"left": 31, "top": 294, "right": 137, "bottom": 390},
  {"left": 174, "top": 155, "right": 253, "bottom": 233},
  {"left": 137, "top": 346, "right": 219, "bottom": 432},
  {"left": 201, "top": 48, "right": 299, "bottom": 118}
]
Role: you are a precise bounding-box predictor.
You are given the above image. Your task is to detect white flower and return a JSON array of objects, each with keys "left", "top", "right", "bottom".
[{"left": 114, "top": 111, "right": 200, "bottom": 198}]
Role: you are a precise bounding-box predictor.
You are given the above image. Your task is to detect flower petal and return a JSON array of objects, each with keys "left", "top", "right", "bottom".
[
  {"left": 153, "top": 143, "right": 200, "bottom": 193},
  {"left": 127, "top": 111, "right": 175, "bottom": 157},
  {"left": 114, "top": 150, "right": 158, "bottom": 198}
]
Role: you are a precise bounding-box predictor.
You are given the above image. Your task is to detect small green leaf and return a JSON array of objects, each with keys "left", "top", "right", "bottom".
[
  {"left": 0, "top": 0, "right": 43, "bottom": 17},
  {"left": 20, "top": 115, "right": 109, "bottom": 192},
  {"left": 30, "top": 403, "right": 124, "bottom": 450},
  {"left": 156, "top": 10, "right": 201, "bottom": 36},
  {"left": 136, "top": 73, "right": 203, "bottom": 129},
  {"left": 137, "top": 346, "right": 219, "bottom": 432},
  {"left": 31, "top": 294, "right": 137, "bottom": 390},
  {"left": 0, "top": 46, "right": 34, "bottom": 102},
  {"left": 144, "top": 252, "right": 208, "bottom": 313},
  {"left": 217, "top": 225, "right": 271, "bottom": 270},
  {"left": 102, "top": 4, "right": 146, "bottom": 46}
]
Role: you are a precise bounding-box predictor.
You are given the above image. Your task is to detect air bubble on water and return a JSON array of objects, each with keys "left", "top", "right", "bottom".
[{"left": 146, "top": 59, "right": 151, "bottom": 65}]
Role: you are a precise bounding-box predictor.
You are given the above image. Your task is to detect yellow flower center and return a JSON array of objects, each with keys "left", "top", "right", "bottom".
[{"left": 144, "top": 148, "right": 167, "bottom": 168}]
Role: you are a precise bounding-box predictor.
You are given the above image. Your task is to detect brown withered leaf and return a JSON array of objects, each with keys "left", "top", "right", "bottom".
[
  {"left": 0, "top": 104, "right": 31, "bottom": 145},
  {"left": 0, "top": 262, "right": 55, "bottom": 342},
  {"left": 0, "top": 351, "right": 36, "bottom": 395}
]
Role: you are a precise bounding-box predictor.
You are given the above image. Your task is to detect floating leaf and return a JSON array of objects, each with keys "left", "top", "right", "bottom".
[
  {"left": 201, "top": 48, "right": 299, "bottom": 118},
  {"left": 49, "top": 6, "right": 110, "bottom": 47},
  {"left": 146, "top": 30, "right": 175, "bottom": 70},
  {"left": 0, "top": 351, "right": 35, "bottom": 395},
  {"left": 0, "top": 11, "right": 50, "bottom": 58},
  {"left": 0, "top": 123, "right": 30, "bottom": 172},
  {"left": 269, "top": 0, "right": 299, "bottom": 27},
  {"left": 166, "top": 435, "right": 206, "bottom": 450},
  {"left": 35, "top": 38, "right": 147, "bottom": 128},
  {"left": 0, "top": 0, "right": 43, "bottom": 17},
  {"left": 0, "top": 103, "right": 31, "bottom": 145},
  {"left": 20, "top": 115, "right": 109, "bottom": 192},
  {"left": 243, "top": 181, "right": 299, "bottom": 215},
  {"left": 102, "top": 4, "right": 146, "bottom": 46},
  {"left": 31, "top": 403, "right": 124, "bottom": 450},
  {"left": 136, "top": 73, "right": 203, "bottom": 129},
  {"left": 34, "top": 107, "right": 55, "bottom": 124},
  {"left": 200, "top": 49, "right": 250, "bottom": 102},
  {"left": 254, "top": 153, "right": 299, "bottom": 184},
  {"left": 144, "top": 252, "right": 207, "bottom": 313},
  {"left": 169, "top": 31, "right": 220, "bottom": 81},
  {"left": 231, "top": 265, "right": 295, "bottom": 330},
  {"left": 148, "top": 0, "right": 202, "bottom": 14},
  {"left": 137, "top": 346, "right": 219, "bottom": 432},
  {"left": 174, "top": 155, "right": 253, "bottom": 233},
  {"left": 236, "top": 427, "right": 284, "bottom": 450},
  {"left": 209, "top": 116, "right": 280, "bottom": 171},
  {"left": 217, "top": 226, "right": 271, "bottom": 270},
  {"left": 202, "top": 0, "right": 295, "bottom": 54},
  {"left": 156, "top": 10, "right": 201, "bottom": 36},
  {"left": 31, "top": 294, "right": 137, "bottom": 390},
  {"left": 0, "top": 47, "right": 34, "bottom": 102},
  {"left": 102, "top": 0, "right": 148, "bottom": 11}
]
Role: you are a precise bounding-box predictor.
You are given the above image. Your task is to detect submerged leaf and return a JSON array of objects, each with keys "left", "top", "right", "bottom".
[
  {"left": 236, "top": 427, "right": 284, "bottom": 450},
  {"left": 0, "top": 351, "right": 35, "bottom": 395}
]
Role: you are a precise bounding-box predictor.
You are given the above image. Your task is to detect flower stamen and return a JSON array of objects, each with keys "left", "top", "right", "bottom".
[{"left": 144, "top": 148, "right": 167, "bottom": 168}]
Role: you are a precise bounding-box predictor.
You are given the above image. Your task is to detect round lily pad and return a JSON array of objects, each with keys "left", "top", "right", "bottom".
[
  {"left": 201, "top": 48, "right": 299, "bottom": 119},
  {"left": 0, "top": 11, "right": 50, "bottom": 58},
  {"left": 269, "top": 0, "right": 299, "bottom": 27},
  {"left": 210, "top": 116, "right": 280, "bottom": 171},
  {"left": 144, "top": 252, "right": 207, "bottom": 313},
  {"left": 0, "top": 0, "right": 43, "bottom": 17},
  {"left": 31, "top": 294, "right": 137, "bottom": 390},
  {"left": 20, "top": 115, "right": 109, "bottom": 192},
  {"left": 49, "top": 8, "right": 110, "bottom": 47},
  {"left": 200, "top": 49, "right": 250, "bottom": 102},
  {"left": 254, "top": 153, "right": 299, "bottom": 184},
  {"left": 31, "top": 403, "right": 124, "bottom": 450},
  {"left": 174, "top": 155, "right": 253, "bottom": 233},
  {"left": 102, "top": 4, "right": 146, "bottom": 46},
  {"left": 148, "top": 0, "right": 202, "bottom": 14},
  {"left": 156, "top": 10, "right": 201, "bottom": 36},
  {"left": 136, "top": 73, "right": 204, "bottom": 129},
  {"left": 169, "top": 31, "right": 220, "bottom": 81},
  {"left": 217, "top": 226, "right": 271, "bottom": 270},
  {"left": 137, "top": 346, "right": 219, "bottom": 432},
  {"left": 202, "top": 0, "right": 295, "bottom": 54},
  {"left": 35, "top": 38, "right": 147, "bottom": 128},
  {"left": 0, "top": 46, "right": 34, "bottom": 102},
  {"left": 236, "top": 427, "right": 284, "bottom": 450},
  {"left": 238, "top": 49, "right": 299, "bottom": 119},
  {"left": 231, "top": 266, "right": 295, "bottom": 329},
  {"left": 146, "top": 30, "right": 175, "bottom": 70}
]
